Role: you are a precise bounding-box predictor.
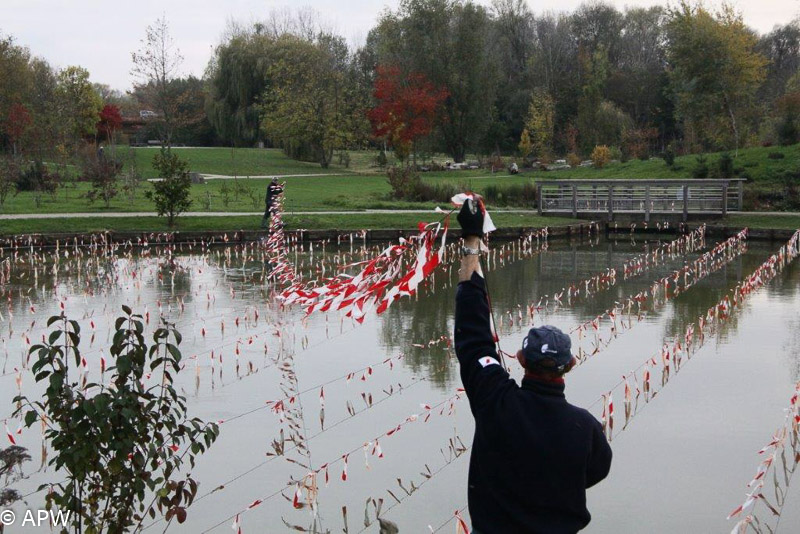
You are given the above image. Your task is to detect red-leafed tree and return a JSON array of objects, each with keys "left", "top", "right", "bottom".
[
  {"left": 367, "top": 65, "right": 448, "bottom": 164},
  {"left": 5, "top": 102, "right": 32, "bottom": 155},
  {"left": 97, "top": 104, "right": 123, "bottom": 143}
]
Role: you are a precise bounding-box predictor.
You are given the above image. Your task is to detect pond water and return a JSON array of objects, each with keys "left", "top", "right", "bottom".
[{"left": 1, "top": 232, "right": 799, "bottom": 533}]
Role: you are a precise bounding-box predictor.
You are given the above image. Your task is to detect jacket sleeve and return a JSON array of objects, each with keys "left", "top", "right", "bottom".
[
  {"left": 586, "top": 419, "right": 612, "bottom": 488},
  {"left": 454, "top": 272, "right": 510, "bottom": 413}
]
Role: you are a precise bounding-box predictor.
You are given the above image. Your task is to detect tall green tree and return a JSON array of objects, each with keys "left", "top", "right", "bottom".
[
  {"left": 259, "top": 34, "right": 365, "bottom": 168},
  {"left": 488, "top": 0, "right": 535, "bottom": 152},
  {"left": 0, "top": 35, "right": 33, "bottom": 147},
  {"left": 56, "top": 66, "right": 102, "bottom": 144},
  {"left": 757, "top": 21, "right": 800, "bottom": 103},
  {"left": 666, "top": 2, "right": 767, "bottom": 153},
  {"left": 524, "top": 89, "right": 555, "bottom": 159}
]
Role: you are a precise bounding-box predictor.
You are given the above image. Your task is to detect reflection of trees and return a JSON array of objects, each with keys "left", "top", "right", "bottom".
[
  {"left": 377, "top": 236, "right": 694, "bottom": 389},
  {"left": 661, "top": 246, "right": 798, "bottom": 345},
  {"left": 378, "top": 278, "right": 455, "bottom": 389}
]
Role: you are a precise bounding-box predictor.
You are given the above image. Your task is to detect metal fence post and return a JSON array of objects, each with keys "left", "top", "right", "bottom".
[
  {"left": 645, "top": 185, "right": 651, "bottom": 223},
  {"left": 722, "top": 182, "right": 728, "bottom": 217},
  {"left": 537, "top": 184, "right": 543, "bottom": 215},
  {"left": 607, "top": 186, "right": 614, "bottom": 222},
  {"left": 682, "top": 184, "right": 689, "bottom": 222},
  {"left": 737, "top": 181, "right": 743, "bottom": 211},
  {"left": 572, "top": 185, "right": 577, "bottom": 218}
]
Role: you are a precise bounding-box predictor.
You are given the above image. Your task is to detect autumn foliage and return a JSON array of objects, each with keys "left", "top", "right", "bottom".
[
  {"left": 5, "top": 102, "right": 32, "bottom": 152},
  {"left": 368, "top": 65, "right": 448, "bottom": 162},
  {"left": 97, "top": 104, "right": 123, "bottom": 142}
]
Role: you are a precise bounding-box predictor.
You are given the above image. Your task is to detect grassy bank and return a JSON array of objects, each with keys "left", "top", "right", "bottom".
[
  {"left": 719, "top": 213, "right": 800, "bottom": 231},
  {"left": 0, "top": 212, "right": 579, "bottom": 236}
]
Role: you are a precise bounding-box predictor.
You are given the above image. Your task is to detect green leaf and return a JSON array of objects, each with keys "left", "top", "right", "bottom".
[
  {"left": 24, "top": 410, "right": 38, "bottom": 427},
  {"left": 122, "top": 304, "right": 132, "bottom": 315}
]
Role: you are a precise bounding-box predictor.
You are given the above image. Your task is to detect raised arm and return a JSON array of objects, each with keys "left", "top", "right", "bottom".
[{"left": 453, "top": 199, "right": 509, "bottom": 412}]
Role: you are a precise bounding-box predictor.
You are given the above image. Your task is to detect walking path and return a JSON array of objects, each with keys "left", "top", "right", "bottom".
[
  {"left": 0, "top": 209, "right": 542, "bottom": 220},
  {"left": 0, "top": 210, "right": 796, "bottom": 221}
]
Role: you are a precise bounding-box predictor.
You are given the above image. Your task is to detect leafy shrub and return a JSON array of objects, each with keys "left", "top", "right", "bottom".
[
  {"left": 17, "top": 160, "right": 58, "bottom": 194},
  {"left": 483, "top": 183, "right": 537, "bottom": 207},
  {"left": 608, "top": 146, "right": 623, "bottom": 162},
  {"left": 591, "top": 145, "right": 611, "bottom": 169},
  {"left": 692, "top": 155, "right": 709, "bottom": 178},
  {"left": 413, "top": 181, "right": 460, "bottom": 203},
  {"left": 768, "top": 152, "right": 785, "bottom": 160},
  {"left": 15, "top": 308, "right": 219, "bottom": 532},
  {"left": 566, "top": 153, "right": 581, "bottom": 168}
]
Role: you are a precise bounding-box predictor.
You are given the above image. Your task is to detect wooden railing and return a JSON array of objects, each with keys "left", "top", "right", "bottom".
[{"left": 536, "top": 179, "right": 745, "bottom": 221}]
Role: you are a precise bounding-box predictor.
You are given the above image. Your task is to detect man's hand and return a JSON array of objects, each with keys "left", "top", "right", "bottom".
[{"left": 457, "top": 197, "right": 484, "bottom": 238}]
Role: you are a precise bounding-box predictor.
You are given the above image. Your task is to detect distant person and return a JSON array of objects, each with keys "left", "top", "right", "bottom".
[
  {"left": 454, "top": 196, "right": 612, "bottom": 533},
  {"left": 261, "top": 178, "right": 283, "bottom": 230}
]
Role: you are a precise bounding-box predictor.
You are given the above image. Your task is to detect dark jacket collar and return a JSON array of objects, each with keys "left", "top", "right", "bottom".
[{"left": 521, "top": 376, "right": 566, "bottom": 399}]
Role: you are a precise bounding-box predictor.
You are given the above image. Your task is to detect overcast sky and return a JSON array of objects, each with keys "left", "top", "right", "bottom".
[{"left": 1, "top": 0, "right": 798, "bottom": 91}]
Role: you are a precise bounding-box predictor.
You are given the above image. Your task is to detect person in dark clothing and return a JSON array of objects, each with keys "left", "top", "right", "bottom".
[
  {"left": 261, "top": 178, "right": 284, "bottom": 229},
  {"left": 454, "top": 197, "right": 612, "bottom": 534}
]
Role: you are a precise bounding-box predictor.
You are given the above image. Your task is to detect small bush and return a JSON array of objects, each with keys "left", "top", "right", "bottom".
[
  {"left": 717, "top": 153, "right": 734, "bottom": 179},
  {"left": 768, "top": 152, "right": 785, "bottom": 160},
  {"left": 608, "top": 146, "right": 623, "bottom": 162},
  {"left": 591, "top": 145, "right": 611, "bottom": 169},
  {"left": 566, "top": 153, "right": 581, "bottom": 168},
  {"left": 483, "top": 183, "right": 537, "bottom": 207},
  {"left": 17, "top": 161, "right": 58, "bottom": 194},
  {"left": 387, "top": 166, "right": 420, "bottom": 199},
  {"left": 376, "top": 150, "right": 388, "bottom": 169},
  {"left": 692, "top": 155, "right": 709, "bottom": 179},
  {"left": 145, "top": 149, "right": 192, "bottom": 227},
  {"left": 663, "top": 148, "right": 676, "bottom": 168}
]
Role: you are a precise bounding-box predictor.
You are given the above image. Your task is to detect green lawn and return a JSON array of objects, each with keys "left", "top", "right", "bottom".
[
  {"left": 0, "top": 212, "right": 578, "bottom": 236},
  {"left": 113, "top": 146, "right": 342, "bottom": 179},
  {"left": 4, "top": 143, "right": 798, "bottom": 216}
]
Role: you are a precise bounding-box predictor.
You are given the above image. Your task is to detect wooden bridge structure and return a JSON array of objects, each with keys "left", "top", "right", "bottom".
[{"left": 536, "top": 179, "right": 745, "bottom": 222}]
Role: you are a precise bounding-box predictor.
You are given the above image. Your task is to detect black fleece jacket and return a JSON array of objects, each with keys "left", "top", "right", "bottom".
[{"left": 454, "top": 272, "right": 612, "bottom": 534}]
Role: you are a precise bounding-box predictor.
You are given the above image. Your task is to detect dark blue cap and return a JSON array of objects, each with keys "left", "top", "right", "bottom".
[{"left": 522, "top": 325, "right": 573, "bottom": 372}]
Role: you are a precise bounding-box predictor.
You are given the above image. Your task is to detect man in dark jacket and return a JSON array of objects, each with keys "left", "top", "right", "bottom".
[
  {"left": 261, "top": 178, "right": 284, "bottom": 229},
  {"left": 454, "top": 197, "right": 612, "bottom": 533}
]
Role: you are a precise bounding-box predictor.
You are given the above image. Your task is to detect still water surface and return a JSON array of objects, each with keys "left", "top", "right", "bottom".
[{"left": 1, "top": 234, "right": 798, "bottom": 533}]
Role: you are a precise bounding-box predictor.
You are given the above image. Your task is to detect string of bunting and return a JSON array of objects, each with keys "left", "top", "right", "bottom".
[
  {"left": 593, "top": 229, "right": 799, "bottom": 441},
  {"left": 570, "top": 228, "right": 747, "bottom": 365},
  {"left": 725, "top": 383, "right": 799, "bottom": 532}
]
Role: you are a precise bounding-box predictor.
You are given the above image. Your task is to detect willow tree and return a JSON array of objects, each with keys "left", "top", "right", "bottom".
[{"left": 205, "top": 29, "right": 276, "bottom": 146}]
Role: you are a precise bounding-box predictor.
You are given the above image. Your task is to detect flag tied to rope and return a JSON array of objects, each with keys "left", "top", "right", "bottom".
[{"left": 280, "top": 220, "right": 448, "bottom": 321}]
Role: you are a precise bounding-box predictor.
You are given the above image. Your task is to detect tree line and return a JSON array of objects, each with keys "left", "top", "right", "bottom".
[
  {"left": 1, "top": 0, "right": 800, "bottom": 172},
  {"left": 203, "top": 0, "right": 800, "bottom": 165}
]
